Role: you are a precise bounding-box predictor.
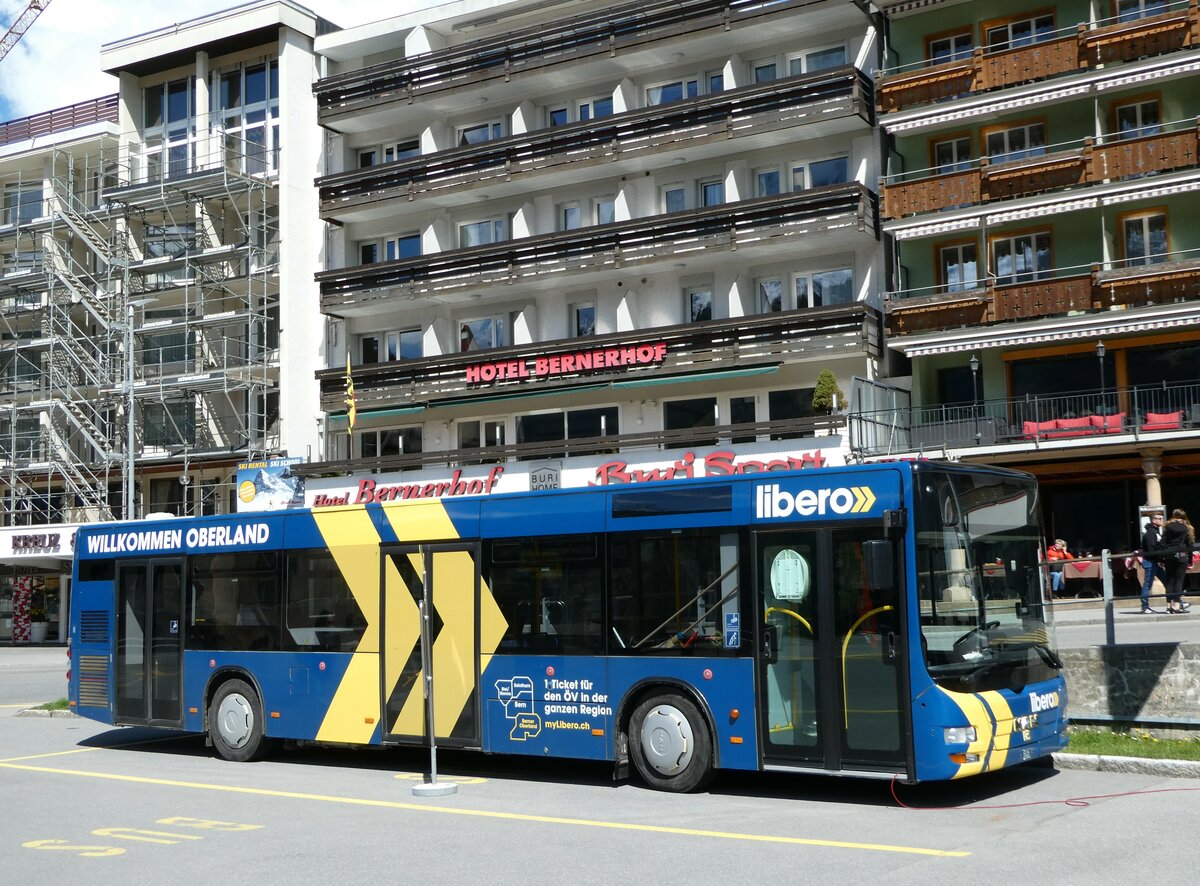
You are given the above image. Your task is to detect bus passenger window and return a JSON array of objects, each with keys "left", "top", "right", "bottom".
[
  {"left": 284, "top": 549, "right": 367, "bottom": 652},
  {"left": 485, "top": 535, "right": 603, "bottom": 655},
  {"left": 610, "top": 529, "right": 740, "bottom": 655},
  {"left": 186, "top": 552, "right": 281, "bottom": 652}
]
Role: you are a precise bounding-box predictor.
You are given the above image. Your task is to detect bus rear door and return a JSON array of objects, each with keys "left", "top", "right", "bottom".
[
  {"left": 114, "top": 558, "right": 185, "bottom": 728},
  {"left": 379, "top": 543, "right": 481, "bottom": 748},
  {"left": 755, "top": 526, "right": 911, "bottom": 777}
]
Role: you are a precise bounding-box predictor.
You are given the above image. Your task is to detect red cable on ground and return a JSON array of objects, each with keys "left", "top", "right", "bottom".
[{"left": 889, "top": 775, "right": 1200, "bottom": 810}]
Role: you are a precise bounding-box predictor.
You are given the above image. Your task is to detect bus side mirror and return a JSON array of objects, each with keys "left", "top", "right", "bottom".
[{"left": 864, "top": 540, "right": 895, "bottom": 592}]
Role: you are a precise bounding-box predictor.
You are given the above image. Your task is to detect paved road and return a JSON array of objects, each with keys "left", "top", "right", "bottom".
[{"left": 0, "top": 646, "right": 66, "bottom": 707}]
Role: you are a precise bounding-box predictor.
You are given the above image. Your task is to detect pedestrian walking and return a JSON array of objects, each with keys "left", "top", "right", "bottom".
[{"left": 1160, "top": 509, "right": 1196, "bottom": 615}]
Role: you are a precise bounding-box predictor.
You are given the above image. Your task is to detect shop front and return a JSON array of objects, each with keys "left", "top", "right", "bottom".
[{"left": 0, "top": 526, "right": 78, "bottom": 645}]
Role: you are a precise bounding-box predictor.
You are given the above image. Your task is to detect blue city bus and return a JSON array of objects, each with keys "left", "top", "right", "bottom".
[{"left": 68, "top": 461, "right": 1066, "bottom": 791}]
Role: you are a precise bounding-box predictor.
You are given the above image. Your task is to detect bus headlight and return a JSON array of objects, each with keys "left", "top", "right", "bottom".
[{"left": 944, "top": 726, "right": 977, "bottom": 744}]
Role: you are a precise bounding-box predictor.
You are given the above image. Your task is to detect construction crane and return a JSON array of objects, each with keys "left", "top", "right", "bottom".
[{"left": 0, "top": 0, "right": 52, "bottom": 64}]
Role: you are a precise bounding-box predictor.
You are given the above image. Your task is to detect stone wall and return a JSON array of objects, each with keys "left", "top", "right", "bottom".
[{"left": 1060, "top": 643, "right": 1200, "bottom": 737}]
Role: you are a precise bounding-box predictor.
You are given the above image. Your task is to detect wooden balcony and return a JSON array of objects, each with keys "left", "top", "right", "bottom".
[
  {"left": 319, "top": 184, "right": 878, "bottom": 310},
  {"left": 992, "top": 274, "right": 1093, "bottom": 322},
  {"left": 879, "top": 2, "right": 1200, "bottom": 114},
  {"left": 888, "top": 260, "right": 1199, "bottom": 336},
  {"left": 882, "top": 121, "right": 1200, "bottom": 220},
  {"left": 317, "top": 305, "right": 882, "bottom": 415},
  {"left": 318, "top": 67, "right": 873, "bottom": 218},
  {"left": 314, "top": 0, "right": 815, "bottom": 121},
  {"left": 0, "top": 95, "right": 118, "bottom": 148}
]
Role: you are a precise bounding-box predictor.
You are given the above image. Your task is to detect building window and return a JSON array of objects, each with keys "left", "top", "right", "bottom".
[
  {"left": 938, "top": 365, "right": 976, "bottom": 406},
  {"left": 758, "top": 277, "right": 785, "bottom": 312},
  {"left": 646, "top": 78, "right": 700, "bottom": 105},
  {"left": 359, "top": 139, "right": 419, "bottom": 166},
  {"left": 787, "top": 45, "right": 847, "bottom": 75},
  {"left": 686, "top": 288, "right": 713, "bottom": 322},
  {"left": 938, "top": 242, "right": 979, "bottom": 292},
  {"left": 358, "top": 233, "right": 420, "bottom": 264},
  {"left": 1114, "top": 98, "right": 1161, "bottom": 140},
  {"left": 753, "top": 60, "right": 778, "bottom": 83},
  {"left": 578, "top": 96, "right": 614, "bottom": 121},
  {"left": 755, "top": 167, "right": 781, "bottom": 197},
  {"left": 662, "top": 184, "right": 687, "bottom": 213},
  {"left": 707, "top": 71, "right": 724, "bottom": 93},
  {"left": 933, "top": 136, "right": 972, "bottom": 172},
  {"left": 459, "top": 420, "right": 505, "bottom": 452},
  {"left": 2, "top": 183, "right": 43, "bottom": 225},
  {"left": 1117, "top": 0, "right": 1169, "bottom": 23},
  {"left": 768, "top": 388, "right": 817, "bottom": 439},
  {"left": 460, "top": 316, "right": 507, "bottom": 351},
  {"left": 730, "top": 396, "right": 756, "bottom": 443},
  {"left": 142, "top": 311, "right": 192, "bottom": 370},
  {"left": 992, "top": 231, "right": 1051, "bottom": 284},
  {"left": 143, "top": 400, "right": 195, "bottom": 448},
  {"left": 559, "top": 203, "right": 582, "bottom": 231},
  {"left": 984, "top": 122, "right": 1045, "bottom": 163},
  {"left": 793, "top": 157, "right": 850, "bottom": 190},
  {"left": 795, "top": 268, "right": 854, "bottom": 307},
  {"left": 699, "top": 179, "right": 724, "bottom": 207},
  {"left": 593, "top": 196, "right": 616, "bottom": 225},
  {"left": 928, "top": 31, "right": 974, "bottom": 63},
  {"left": 571, "top": 303, "right": 596, "bottom": 337},
  {"left": 144, "top": 223, "right": 196, "bottom": 284},
  {"left": 144, "top": 77, "right": 194, "bottom": 180},
  {"left": 360, "top": 328, "right": 421, "bottom": 364},
  {"left": 214, "top": 61, "right": 280, "bottom": 175},
  {"left": 359, "top": 427, "right": 422, "bottom": 459},
  {"left": 1121, "top": 211, "right": 1168, "bottom": 266},
  {"left": 547, "top": 106, "right": 569, "bottom": 127},
  {"left": 458, "top": 218, "right": 508, "bottom": 248},
  {"left": 663, "top": 398, "right": 716, "bottom": 446},
  {"left": 984, "top": 14, "right": 1056, "bottom": 52},
  {"left": 457, "top": 120, "right": 504, "bottom": 146}
]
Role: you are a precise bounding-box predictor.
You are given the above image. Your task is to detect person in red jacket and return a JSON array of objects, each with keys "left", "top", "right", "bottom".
[{"left": 1046, "top": 538, "right": 1074, "bottom": 596}]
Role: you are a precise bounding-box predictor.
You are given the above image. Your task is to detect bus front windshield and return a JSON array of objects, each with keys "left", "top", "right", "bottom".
[{"left": 914, "top": 467, "right": 1061, "bottom": 693}]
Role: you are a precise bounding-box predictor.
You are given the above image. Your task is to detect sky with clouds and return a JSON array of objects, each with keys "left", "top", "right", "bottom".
[{"left": 0, "top": 0, "right": 424, "bottom": 121}]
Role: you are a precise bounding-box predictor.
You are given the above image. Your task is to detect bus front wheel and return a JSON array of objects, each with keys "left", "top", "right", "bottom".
[
  {"left": 208, "top": 678, "right": 269, "bottom": 762},
  {"left": 629, "top": 693, "right": 713, "bottom": 793}
]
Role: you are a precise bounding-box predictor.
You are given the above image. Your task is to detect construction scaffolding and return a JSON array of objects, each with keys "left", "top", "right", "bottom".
[{"left": 1, "top": 115, "right": 280, "bottom": 525}]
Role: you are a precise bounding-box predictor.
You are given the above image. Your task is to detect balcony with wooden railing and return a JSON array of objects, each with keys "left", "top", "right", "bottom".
[
  {"left": 314, "top": 0, "right": 820, "bottom": 121},
  {"left": 318, "top": 66, "right": 873, "bottom": 219},
  {"left": 0, "top": 95, "right": 118, "bottom": 148},
  {"left": 886, "top": 250, "right": 1200, "bottom": 336},
  {"left": 317, "top": 304, "right": 882, "bottom": 415},
  {"left": 878, "top": 1, "right": 1200, "bottom": 114},
  {"left": 319, "top": 184, "right": 878, "bottom": 311},
  {"left": 883, "top": 118, "right": 1200, "bottom": 220}
]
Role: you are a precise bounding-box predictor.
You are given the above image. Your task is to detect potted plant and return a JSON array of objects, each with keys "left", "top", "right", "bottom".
[
  {"left": 812, "top": 369, "right": 845, "bottom": 415},
  {"left": 28, "top": 607, "right": 48, "bottom": 643}
]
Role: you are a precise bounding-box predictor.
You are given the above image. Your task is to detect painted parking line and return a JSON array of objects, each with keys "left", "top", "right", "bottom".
[
  {"left": 0, "top": 703, "right": 41, "bottom": 708},
  {"left": 0, "top": 761, "right": 969, "bottom": 858},
  {"left": 0, "top": 747, "right": 102, "bottom": 764}
]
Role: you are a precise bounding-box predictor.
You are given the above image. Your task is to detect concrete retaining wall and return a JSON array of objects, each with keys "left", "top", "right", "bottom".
[{"left": 1060, "top": 643, "right": 1200, "bottom": 737}]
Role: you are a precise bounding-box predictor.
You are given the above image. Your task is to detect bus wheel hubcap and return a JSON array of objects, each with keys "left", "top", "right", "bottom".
[
  {"left": 640, "top": 705, "right": 692, "bottom": 776},
  {"left": 217, "top": 694, "right": 253, "bottom": 749}
]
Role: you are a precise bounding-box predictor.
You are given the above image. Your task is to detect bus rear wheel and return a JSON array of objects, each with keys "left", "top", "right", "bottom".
[
  {"left": 629, "top": 693, "right": 714, "bottom": 793},
  {"left": 208, "top": 678, "right": 270, "bottom": 762}
]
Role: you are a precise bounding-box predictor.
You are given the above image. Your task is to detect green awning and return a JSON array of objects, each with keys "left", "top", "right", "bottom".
[
  {"left": 611, "top": 365, "right": 779, "bottom": 389},
  {"left": 328, "top": 405, "right": 425, "bottom": 423}
]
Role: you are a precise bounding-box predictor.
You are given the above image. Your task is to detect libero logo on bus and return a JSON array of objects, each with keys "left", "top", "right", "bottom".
[{"left": 755, "top": 482, "right": 880, "bottom": 520}]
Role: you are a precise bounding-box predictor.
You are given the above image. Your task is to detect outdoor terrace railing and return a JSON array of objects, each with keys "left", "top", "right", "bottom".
[
  {"left": 296, "top": 413, "right": 848, "bottom": 479},
  {"left": 886, "top": 251, "right": 1200, "bottom": 336},
  {"left": 318, "top": 66, "right": 873, "bottom": 214},
  {"left": 318, "top": 304, "right": 882, "bottom": 414},
  {"left": 850, "top": 380, "right": 1200, "bottom": 458},
  {"left": 319, "top": 183, "right": 877, "bottom": 308},
  {"left": 877, "top": 1, "right": 1200, "bottom": 113},
  {"left": 882, "top": 117, "right": 1200, "bottom": 219},
  {"left": 0, "top": 95, "right": 118, "bottom": 148},
  {"left": 314, "top": 0, "right": 822, "bottom": 117}
]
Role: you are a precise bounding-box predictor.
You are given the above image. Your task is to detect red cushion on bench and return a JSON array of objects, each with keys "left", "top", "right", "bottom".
[
  {"left": 1090, "top": 412, "right": 1125, "bottom": 432},
  {"left": 1143, "top": 410, "right": 1182, "bottom": 431}
]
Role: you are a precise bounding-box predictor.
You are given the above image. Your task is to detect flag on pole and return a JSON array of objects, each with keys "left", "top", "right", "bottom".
[{"left": 344, "top": 354, "right": 357, "bottom": 434}]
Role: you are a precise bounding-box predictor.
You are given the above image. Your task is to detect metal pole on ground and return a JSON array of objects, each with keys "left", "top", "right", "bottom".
[
  {"left": 412, "top": 563, "right": 457, "bottom": 798},
  {"left": 1101, "top": 549, "right": 1115, "bottom": 646}
]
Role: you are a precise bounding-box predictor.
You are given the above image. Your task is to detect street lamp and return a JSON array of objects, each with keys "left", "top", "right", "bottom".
[
  {"left": 969, "top": 354, "right": 981, "bottom": 444},
  {"left": 1096, "top": 340, "right": 1107, "bottom": 413}
]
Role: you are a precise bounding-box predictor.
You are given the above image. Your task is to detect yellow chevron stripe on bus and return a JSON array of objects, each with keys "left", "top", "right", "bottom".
[
  {"left": 939, "top": 688, "right": 992, "bottom": 779},
  {"left": 980, "top": 691, "right": 1013, "bottom": 771},
  {"left": 384, "top": 553, "right": 422, "bottom": 736},
  {"left": 381, "top": 500, "right": 461, "bottom": 542},
  {"left": 312, "top": 506, "right": 384, "bottom": 744}
]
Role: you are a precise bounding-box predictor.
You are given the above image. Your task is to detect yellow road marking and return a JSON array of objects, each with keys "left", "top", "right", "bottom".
[
  {"left": 0, "top": 703, "right": 42, "bottom": 708},
  {"left": 393, "top": 772, "right": 487, "bottom": 785},
  {"left": 0, "top": 747, "right": 102, "bottom": 764},
  {"left": 0, "top": 761, "right": 969, "bottom": 857}
]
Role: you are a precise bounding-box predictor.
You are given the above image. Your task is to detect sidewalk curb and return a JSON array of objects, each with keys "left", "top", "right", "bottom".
[
  {"left": 14, "top": 708, "right": 78, "bottom": 719},
  {"left": 1053, "top": 753, "right": 1200, "bottom": 779}
]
